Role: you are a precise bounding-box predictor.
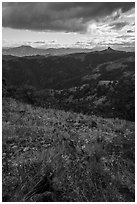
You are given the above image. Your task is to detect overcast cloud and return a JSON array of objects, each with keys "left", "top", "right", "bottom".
[
  {"left": 109, "top": 21, "right": 129, "bottom": 30},
  {"left": 2, "top": 2, "right": 135, "bottom": 32}
]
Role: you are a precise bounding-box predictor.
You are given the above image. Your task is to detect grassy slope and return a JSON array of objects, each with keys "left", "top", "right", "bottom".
[{"left": 2, "top": 98, "right": 135, "bottom": 202}]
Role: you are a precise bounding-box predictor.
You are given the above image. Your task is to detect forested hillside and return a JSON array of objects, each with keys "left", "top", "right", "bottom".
[{"left": 2, "top": 48, "right": 135, "bottom": 201}]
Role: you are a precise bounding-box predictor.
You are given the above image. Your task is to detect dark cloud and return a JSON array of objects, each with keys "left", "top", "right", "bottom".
[
  {"left": 112, "top": 12, "right": 121, "bottom": 21},
  {"left": 2, "top": 2, "right": 135, "bottom": 32},
  {"left": 127, "top": 29, "right": 134, "bottom": 33},
  {"left": 34, "top": 41, "right": 45, "bottom": 44},
  {"left": 109, "top": 21, "right": 129, "bottom": 30},
  {"left": 116, "top": 34, "right": 134, "bottom": 39}
]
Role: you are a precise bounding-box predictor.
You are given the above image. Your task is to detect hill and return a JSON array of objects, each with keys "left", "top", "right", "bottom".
[
  {"left": 3, "top": 48, "right": 135, "bottom": 121},
  {"left": 2, "top": 97, "right": 135, "bottom": 202},
  {"left": 2, "top": 47, "right": 134, "bottom": 89},
  {"left": 2, "top": 45, "right": 92, "bottom": 57},
  {"left": 2, "top": 47, "right": 135, "bottom": 201}
]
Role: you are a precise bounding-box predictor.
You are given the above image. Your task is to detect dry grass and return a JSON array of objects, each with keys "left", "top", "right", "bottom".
[{"left": 2, "top": 98, "right": 135, "bottom": 201}]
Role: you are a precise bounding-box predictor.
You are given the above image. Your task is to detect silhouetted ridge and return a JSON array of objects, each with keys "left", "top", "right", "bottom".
[
  {"left": 108, "top": 46, "right": 113, "bottom": 50},
  {"left": 100, "top": 46, "right": 116, "bottom": 53}
]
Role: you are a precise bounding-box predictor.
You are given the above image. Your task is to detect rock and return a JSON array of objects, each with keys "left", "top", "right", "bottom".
[{"left": 23, "top": 147, "right": 29, "bottom": 152}]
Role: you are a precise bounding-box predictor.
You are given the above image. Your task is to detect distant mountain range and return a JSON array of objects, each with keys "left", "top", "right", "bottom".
[{"left": 2, "top": 45, "right": 93, "bottom": 57}]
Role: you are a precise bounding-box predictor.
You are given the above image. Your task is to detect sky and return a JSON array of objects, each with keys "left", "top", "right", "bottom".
[{"left": 2, "top": 2, "right": 135, "bottom": 51}]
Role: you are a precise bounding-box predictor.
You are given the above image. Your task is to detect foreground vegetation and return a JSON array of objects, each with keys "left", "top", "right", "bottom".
[{"left": 2, "top": 97, "right": 135, "bottom": 202}]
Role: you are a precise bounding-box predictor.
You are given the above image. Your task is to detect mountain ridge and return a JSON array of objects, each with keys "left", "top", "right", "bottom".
[
  {"left": 3, "top": 45, "right": 134, "bottom": 57},
  {"left": 2, "top": 48, "right": 135, "bottom": 121},
  {"left": 2, "top": 45, "right": 93, "bottom": 57}
]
